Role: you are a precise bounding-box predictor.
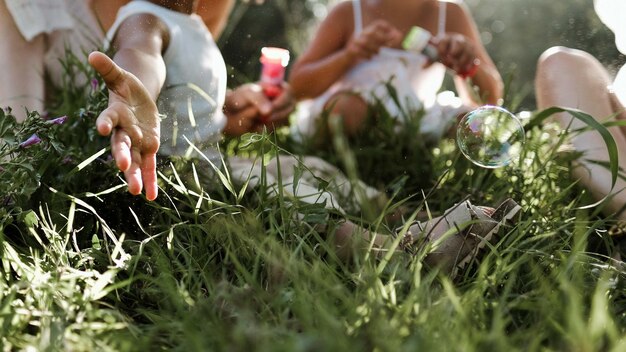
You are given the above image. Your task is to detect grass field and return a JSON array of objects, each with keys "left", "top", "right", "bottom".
[{"left": 1, "top": 59, "right": 626, "bottom": 351}]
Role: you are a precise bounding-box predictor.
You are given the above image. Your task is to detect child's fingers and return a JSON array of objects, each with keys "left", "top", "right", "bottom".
[
  {"left": 141, "top": 154, "right": 158, "bottom": 201},
  {"left": 352, "top": 39, "right": 379, "bottom": 58},
  {"left": 268, "top": 108, "right": 292, "bottom": 127},
  {"left": 366, "top": 20, "right": 399, "bottom": 44},
  {"left": 457, "top": 51, "right": 475, "bottom": 73},
  {"left": 123, "top": 158, "right": 143, "bottom": 196},
  {"left": 446, "top": 38, "right": 476, "bottom": 74},
  {"left": 271, "top": 84, "right": 295, "bottom": 112},
  {"left": 96, "top": 106, "right": 119, "bottom": 136},
  {"left": 96, "top": 102, "right": 130, "bottom": 136},
  {"left": 96, "top": 114, "right": 114, "bottom": 136},
  {"left": 233, "top": 106, "right": 260, "bottom": 125},
  {"left": 111, "top": 129, "right": 132, "bottom": 172},
  {"left": 88, "top": 51, "right": 125, "bottom": 91},
  {"left": 228, "top": 84, "right": 271, "bottom": 115}
]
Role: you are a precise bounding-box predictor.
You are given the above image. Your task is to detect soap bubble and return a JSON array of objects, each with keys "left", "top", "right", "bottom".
[{"left": 456, "top": 106, "right": 525, "bottom": 168}]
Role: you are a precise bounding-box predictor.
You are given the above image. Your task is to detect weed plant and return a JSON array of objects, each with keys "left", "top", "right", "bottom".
[{"left": 1, "top": 55, "right": 626, "bottom": 351}]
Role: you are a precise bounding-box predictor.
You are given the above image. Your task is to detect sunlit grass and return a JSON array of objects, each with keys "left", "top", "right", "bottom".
[{"left": 2, "top": 57, "right": 626, "bottom": 350}]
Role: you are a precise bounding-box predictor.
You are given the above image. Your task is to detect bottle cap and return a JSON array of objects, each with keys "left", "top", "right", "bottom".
[
  {"left": 403, "top": 26, "right": 439, "bottom": 61},
  {"left": 402, "top": 26, "right": 431, "bottom": 52},
  {"left": 260, "top": 47, "right": 290, "bottom": 67}
]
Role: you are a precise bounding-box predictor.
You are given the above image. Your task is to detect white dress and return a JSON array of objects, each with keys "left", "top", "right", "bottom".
[
  {"left": 594, "top": 0, "right": 626, "bottom": 106},
  {"left": 106, "top": 1, "right": 227, "bottom": 159},
  {"left": 293, "top": 0, "right": 467, "bottom": 143}
]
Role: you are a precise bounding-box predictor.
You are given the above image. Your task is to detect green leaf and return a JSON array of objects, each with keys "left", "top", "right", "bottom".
[
  {"left": 530, "top": 106, "right": 618, "bottom": 209},
  {"left": 18, "top": 210, "right": 38, "bottom": 228},
  {"left": 92, "top": 234, "right": 102, "bottom": 250}
]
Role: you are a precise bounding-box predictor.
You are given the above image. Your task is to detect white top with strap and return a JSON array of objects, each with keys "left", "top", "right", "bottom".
[
  {"left": 293, "top": 0, "right": 465, "bottom": 143},
  {"left": 106, "top": 1, "right": 227, "bottom": 158}
]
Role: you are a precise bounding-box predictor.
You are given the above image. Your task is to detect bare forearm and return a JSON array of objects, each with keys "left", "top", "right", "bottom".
[
  {"left": 112, "top": 48, "right": 166, "bottom": 102},
  {"left": 197, "top": 0, "right": 234, "bottom": 39},
  {"left": 289, "top": 48, "right": 357, "bottom": 100}
]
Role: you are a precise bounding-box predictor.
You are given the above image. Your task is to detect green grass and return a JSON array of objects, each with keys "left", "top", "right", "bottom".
[{"left": 2, "top": 60, "right": 626, "bottom": 351}]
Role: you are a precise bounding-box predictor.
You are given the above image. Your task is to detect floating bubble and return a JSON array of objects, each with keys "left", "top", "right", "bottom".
[{"left": 456, "top": 105, "right": 525, "bottom": 168}]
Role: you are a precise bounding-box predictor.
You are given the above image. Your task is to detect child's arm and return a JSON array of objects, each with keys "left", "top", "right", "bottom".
[
  {"left": 196, "top": 0, "right": 235, "bottom": 40},
  {"left": 436, "top": 1, "right": 503, "bottom": 105},
  {"left": 289, "top": 3, "right": 401, "bottom": 100},
  {"left": 88, "top": 13, "right": 169, "bottom": 201}
]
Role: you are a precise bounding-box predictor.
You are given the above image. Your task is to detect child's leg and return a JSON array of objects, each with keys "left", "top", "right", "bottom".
[
  {"left": 398, "top": 199, "right": 520, "bottom": 277},
  {"left": 0, "top": 0, "right": 45, "bottom": 122},
  {"left": 325, "top": 92, "right": 369, "bottom": 136},
  {"left": 331, "top": 220, "right": 389, "bottom": 261},
  {"left": 331, "top": 199, "right": 521, "bottom": 278},
  {"left": 536, "top": 46, "right": 626, "bottom": 219}
]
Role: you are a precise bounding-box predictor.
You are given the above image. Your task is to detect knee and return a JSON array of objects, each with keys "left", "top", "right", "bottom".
[
  {"left": 325, "top": 93, "right": 369, "bottom": 135},
  {"left": 332, "top": 221, "right": 359, "bottom": 260},
  {"left": 536, "top": 46, "right": 598, "bottom": 78}
]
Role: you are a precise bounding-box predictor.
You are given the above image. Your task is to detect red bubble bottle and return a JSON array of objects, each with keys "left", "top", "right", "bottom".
[
  {"left": 258, "top": 47, "right": 290, "bottom": 123},
  {"left": 260, "top": 47, "right": 290, "bottom": 99}
]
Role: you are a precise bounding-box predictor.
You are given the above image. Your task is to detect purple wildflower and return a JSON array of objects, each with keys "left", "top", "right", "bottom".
[
  {"left": 19, "top": 134, "right": 42, "bottom": 148},
  {"left": 47, "top": 115, "right": 68, "bottom": 125},
  {"left": 97, "top": 154, "right": 115, "bottom": 164},
  {"left": 91, "top": 78, "right": 99, "bottom": 92},
  {"left": 62, "top": 156, "right": 74, "bottom": 165}
]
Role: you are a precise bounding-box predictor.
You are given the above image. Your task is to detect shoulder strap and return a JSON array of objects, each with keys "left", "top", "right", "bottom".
[
  {"left": 437, "top": 1, "right": 447, "bottom": 38},
  {"left": 352, "top": 0, "right": 363, "bottom": 35}
]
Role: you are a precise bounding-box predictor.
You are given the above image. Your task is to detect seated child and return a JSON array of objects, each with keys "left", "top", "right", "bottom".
[
  {"left": 535, "top": 0, "right": 626, "bottom": 220},
  {"left": 289, "top": 0, "right": 503, "bottom": 143},
  {"left": 90, "top": 0, "right": 521, "bottom": 276}
]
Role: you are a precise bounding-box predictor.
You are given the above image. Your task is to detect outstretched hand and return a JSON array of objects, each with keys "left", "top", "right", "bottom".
[{"left": 88, "top": 51, "right": 161, "bottom": 201}]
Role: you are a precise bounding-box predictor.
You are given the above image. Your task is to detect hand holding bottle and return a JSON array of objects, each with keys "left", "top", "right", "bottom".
[
  {"left": 346, "top": 20, "right": 402, "bottom": 61},
  {"left": 403, "top": 27, "right": 479, "bottom": 78},
  {"left": 434, "top": 33, "right": 480, "bottom": 78}
]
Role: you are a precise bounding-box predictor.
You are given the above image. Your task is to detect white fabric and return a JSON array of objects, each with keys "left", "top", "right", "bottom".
[
  {"left": 293, "top": 0, "right": 466, "bottom": 143},
  {"left": 107, "top": 1, "right": 227, "bottom": 158},
  {"left": 594, "top": 0, "right": 626, "bottom": 106},
  {"left": 352, "top": 0, "right": 363, "bottom": 35},
  {"left": 5, "top": 0, "right": 103, "bottom": 87},
  {"left": 437, "top": 0, "right": 447, "bottom": 38},
  {"left": 594, "top": 0, "right": 626, "bottom": 55},
  {"left": 229, "top": 155, "right": 382, "bottom": 214},
  {"left": 5, "top": 0, "right": 74, "bottom": 41}
]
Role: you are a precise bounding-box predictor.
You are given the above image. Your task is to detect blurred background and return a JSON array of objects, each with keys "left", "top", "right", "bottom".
[{"left": 218, "top": 0, "right": 625, "bottom": 111}]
